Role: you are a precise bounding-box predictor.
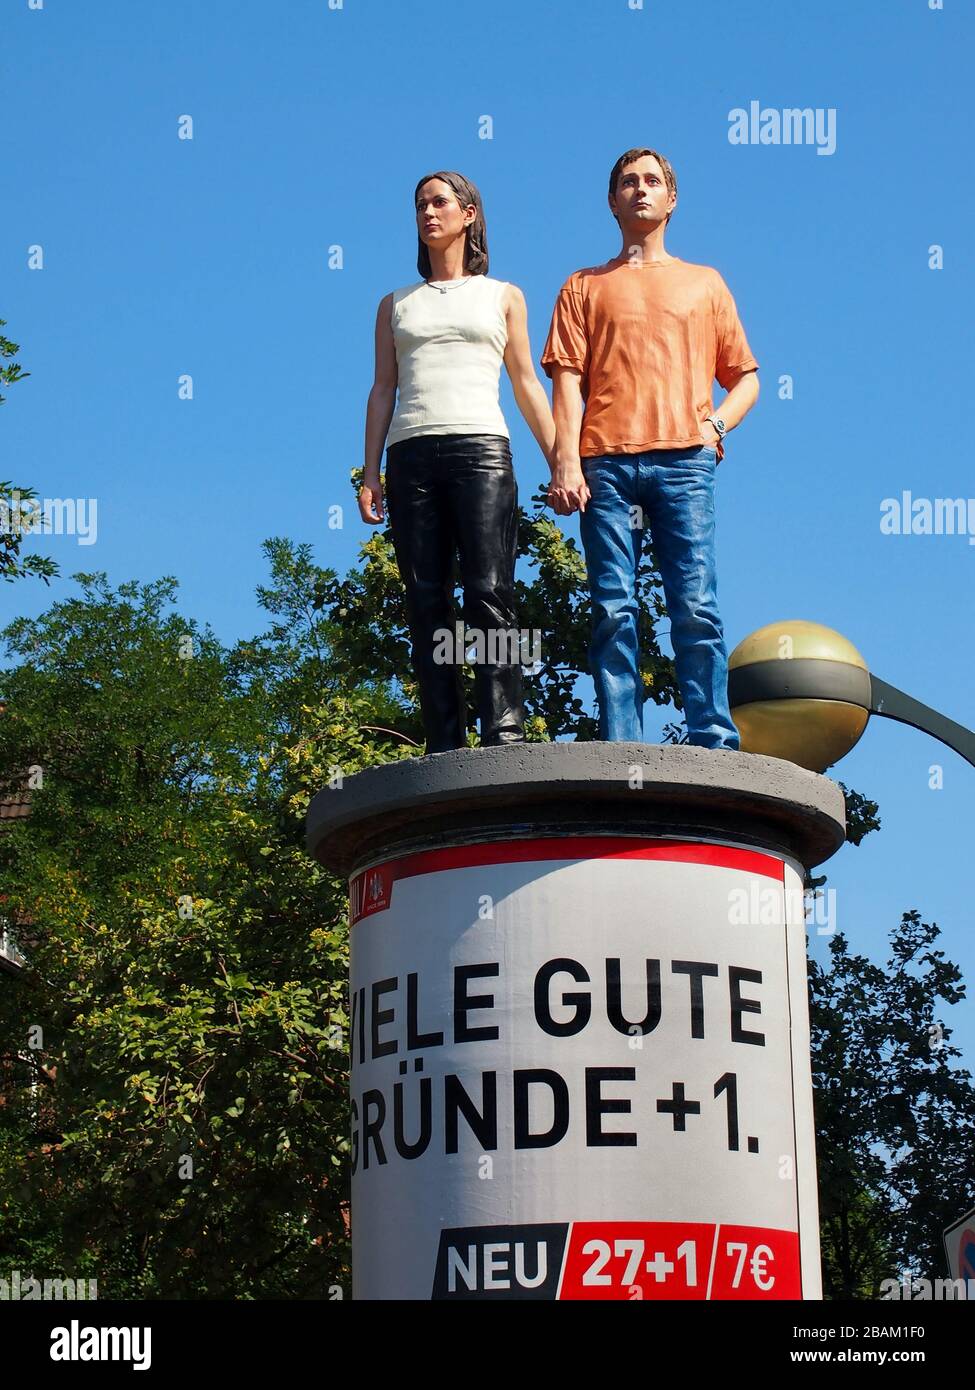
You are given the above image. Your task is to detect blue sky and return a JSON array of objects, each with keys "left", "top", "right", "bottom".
[{"left": 4, "top": 0, "right": 975, "bottom": 1086}]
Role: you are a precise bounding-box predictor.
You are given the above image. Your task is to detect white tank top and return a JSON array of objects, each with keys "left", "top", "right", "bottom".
[{"left": 385, "top": 274, "right": 510, "bottom": 447}]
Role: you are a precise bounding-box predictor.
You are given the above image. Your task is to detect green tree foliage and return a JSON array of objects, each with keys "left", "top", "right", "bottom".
[
  {"left": 0, "top": 572, "right": 358, "bottom": 1295},
  {"left": 811, "top": 910, "right": 975, "bottom": 1298},
  {"left": 1, "top": 320, "right": 58, "bottom": 586}
]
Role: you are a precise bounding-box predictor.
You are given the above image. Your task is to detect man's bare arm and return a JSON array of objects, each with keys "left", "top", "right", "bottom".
[
  {"left": 704, "top": 368, "right": 760, "bottom": 443},
  {"left": 549, "top": 365, "right": 590, "bottom": 515}
]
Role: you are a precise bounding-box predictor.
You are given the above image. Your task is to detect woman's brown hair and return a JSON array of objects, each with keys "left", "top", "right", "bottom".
[{"left": 414, "top": 171, "right": 489, "bottom": 277}]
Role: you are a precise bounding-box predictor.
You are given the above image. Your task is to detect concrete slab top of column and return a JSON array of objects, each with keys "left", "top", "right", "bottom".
[{"left": 306, "top": 742, "right": 847, "bottom": 879}]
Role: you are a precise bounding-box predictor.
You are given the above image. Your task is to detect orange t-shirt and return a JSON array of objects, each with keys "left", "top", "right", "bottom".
[{"left": 540, "top": 255, "right": 758, "bottom": 462}]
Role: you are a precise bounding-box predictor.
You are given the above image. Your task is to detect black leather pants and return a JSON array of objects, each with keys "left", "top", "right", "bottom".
[{"left": 385, "top": 433, "right": 527, "bottom": 754}]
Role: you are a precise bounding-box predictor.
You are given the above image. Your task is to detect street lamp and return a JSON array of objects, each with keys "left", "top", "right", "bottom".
[{"left": 728, "top": 620, "right": 975, "bottom": 773}]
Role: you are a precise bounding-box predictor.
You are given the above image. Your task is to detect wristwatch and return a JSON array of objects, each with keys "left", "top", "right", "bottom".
[{"left": 705, "top": 415, "right": 727, "bottom": 439}]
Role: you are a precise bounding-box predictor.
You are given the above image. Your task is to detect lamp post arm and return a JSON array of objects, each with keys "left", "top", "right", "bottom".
[{"left": 869, "top": 675, "right": 975, "bottom": 770}]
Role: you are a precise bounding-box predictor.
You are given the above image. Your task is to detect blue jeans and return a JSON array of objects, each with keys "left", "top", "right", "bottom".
[{"left": 579, "top": 445, "right": 739, "bottom": 749}]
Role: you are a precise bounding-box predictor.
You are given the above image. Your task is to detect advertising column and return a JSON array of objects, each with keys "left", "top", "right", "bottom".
[{"left": 307, "top": 743, "right": 846, "bottom": 1301}]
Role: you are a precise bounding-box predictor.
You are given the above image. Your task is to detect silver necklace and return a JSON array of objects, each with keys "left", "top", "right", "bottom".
[{"left": 425, "top": 276, "right": 473, "bottom": 295}]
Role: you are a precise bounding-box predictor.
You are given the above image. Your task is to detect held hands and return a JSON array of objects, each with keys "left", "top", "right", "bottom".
[
  {"left": 547, "top": 459, "right": 591, "bottom": 516},
  {"left": 358, "top": 475, "right": 385, "bottom": 525}
]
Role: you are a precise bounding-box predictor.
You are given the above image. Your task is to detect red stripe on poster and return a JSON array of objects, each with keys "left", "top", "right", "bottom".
[{"left": 349, "top": 838, "right": 784, "bottom": 925}]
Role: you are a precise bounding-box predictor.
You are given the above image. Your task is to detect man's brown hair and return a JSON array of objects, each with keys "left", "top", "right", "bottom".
[
  {"left": 608, "top": 147, "right": 678, "bottom": 225},
  {"left": 413, "top": 171, "right": 489, "bottom": 278}
]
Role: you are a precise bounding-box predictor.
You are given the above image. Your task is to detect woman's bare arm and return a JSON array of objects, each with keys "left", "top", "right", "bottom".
[
  {"left": 360, "top": 293, "right": 397, "bottom": 524},
  {"left": 502, "top": 284, "right": 556, "bottom": 467}
]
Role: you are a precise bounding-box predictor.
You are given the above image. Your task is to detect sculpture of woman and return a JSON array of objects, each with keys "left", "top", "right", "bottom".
[{"left": 359, "top": 171, "right": 555, "bottom": 753}]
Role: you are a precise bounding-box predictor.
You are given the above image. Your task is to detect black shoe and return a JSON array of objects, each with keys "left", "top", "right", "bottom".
[{"left": 481, "top": 729, "right": 526, "bottom": 747}]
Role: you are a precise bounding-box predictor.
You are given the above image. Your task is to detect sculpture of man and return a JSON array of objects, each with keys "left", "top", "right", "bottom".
[{"left": 542, "top": 147, "right": 760, "bottom": 748}]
